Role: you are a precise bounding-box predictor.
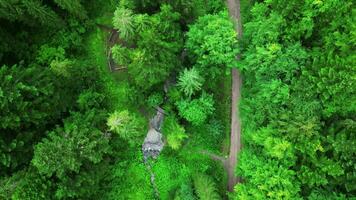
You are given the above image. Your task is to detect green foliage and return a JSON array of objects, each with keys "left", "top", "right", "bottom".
[
  {"left": 176, "top": 93, "right": 215, "bottom": 126},
  {"left": 113, "top": 7, "right": 134, "bottom": 39},
  {"left": 236, "top": 150, "right": 301, "bottom": 200},
  {"left": 190, "top": 119, "right": 225, "bottom": 151},
  {"left": 0, "top": 65, "right": 61, "bottom": 173},
  {"left": 167, "top": 87, "right": 183, "bottom": 104},
  {"left": 186, "top": 11, "right": 238, "bottom": 80},
  {"left": 54, "top": 0, "right": 87, "bottom": 19},
  {"left": 236, "top": 0, "right": 356, "bottom": 198},
  {"left": 147, "top": 92, "right": 164, "bottom": 107},
  {"left": 36, "top": 45, "right": 66, "bottom": 65},
  {"left": 107, "top": 110, "right": 145, "bottom": 146},
  {"left": 162, "top": 115, "right": 188, "bottom": 150},
  {"left": 0, "top": 169, "right": 52, "bottom": 200},
  {"left": 174, "top": 180, "right": 196, "bottom": 200},
  {"left": 77, "top": 90, "right": 106, "bottom": 111},
  {"left": 50, "top": 59, "right": 73, "bottom": 77},
  {"left": 308, "top": 189, "right": 348, "bottom": 200},
  {"left": 173, "top": 0, "right": 225, "bottom": 22},
  {"left": 2, "top": 0, "right": 354, "bottom": 198},
  {"left": 32, "top": 110, "right": 111, "bottom": 199},
  {"left": 0, "top": 0, "right": 62, "bottom": 27},
  {"left": 177, "top": 67, "right": 204, "bottom": 98},
  {"left": 106, "top": 159, "right": 154, "bottom": 200},
  {"left": 111, "top": 44, "right": 130, "bottom": 66},
  {"left": 32, "top": 110, "right": 110, "bottom": 177},
  {"left": 193, "top": 173, "right": 221, "bottom": 200},
  {"left": 0, "top": 65, "right": 55, "bottom": 130},
  {"left": 113, "top": 4, "right": 183, "bottom": 90},
  {"left": 153, "top": 156, "right": 192, "bottom": 200}
]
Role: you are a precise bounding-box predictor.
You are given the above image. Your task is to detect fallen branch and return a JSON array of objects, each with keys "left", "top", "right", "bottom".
[
  {"left": 200, "top": 150, "right": 227, "bottom": 167},
  {"left": 96, "top": 23, "right": 115, "bottom": 32},
  {"left": 113, "top": 67, "right": 127, "bottom": 71}
]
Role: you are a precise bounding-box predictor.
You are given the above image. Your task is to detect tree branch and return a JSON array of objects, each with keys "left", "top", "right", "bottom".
[{"left": 199, "top": 150, "right": 227, "bottom": 166}]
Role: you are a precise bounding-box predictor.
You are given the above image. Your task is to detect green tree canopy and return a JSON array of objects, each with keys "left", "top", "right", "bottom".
[
  {"left": 177, "top": 67, "right": 204, "bottom": 98},
  {"left": 107, "top": 110, "right": 145, "bottom": 147},
  {"left": 176, "top": 93, "right": 215, "bottom": 126},
  {"left": 186, "top": 11, "right": 238, "bottom": 80}
]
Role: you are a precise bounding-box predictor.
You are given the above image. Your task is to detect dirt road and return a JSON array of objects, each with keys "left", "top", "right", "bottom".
[{"left": 226, "top": 0, "right": 243, "bottom": 192}]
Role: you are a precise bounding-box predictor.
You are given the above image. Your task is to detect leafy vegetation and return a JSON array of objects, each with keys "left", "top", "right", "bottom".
[{"left": 0, "top": 0, "right": 354, "bottom": 199}]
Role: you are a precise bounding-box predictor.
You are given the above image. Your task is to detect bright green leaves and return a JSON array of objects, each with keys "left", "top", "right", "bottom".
[
  {"left": 245, "top": 43, "right": 308, "bottom": 82},
  {"left": 112, "top": 4, "right": 183, "bottom": 90},
  {"left": 177, "top": 68, "right": 204, "bottom": 98},
  {"left": 176, "top": 93, "right": 215, "bottom": 126},
  {"left": 175, "top": 12, "right": 234, "bottom": 127},
  {"left": 113, "top": 8, "right": 134, "bottom": 39},
  {"left": 251, "top": 127, "right": 295, "bottom": 162},
  {"left": 236, "top": 150, "right": 301, "bottom": 200},
  {"left": 166, "top": 127, "right": 188, "bottom": 150},
  {"left": 50, "top": 59, "right": 72, "bottom": 77},
  {"left": 107, "top": 110, "right": 145, "bottom": 147},
  {"left": 237, "top": 0, "right": 355, "bottom": 198},
  {"left": 298, "top": 49, "right": 356, "bottom": 117},
  {"left": 36, "top": 45, "right": 65, "bottom": 65},
  {"left": 147, "top": 92, "right": 164, "bottom": 107},
  {"left": 153, "top": 157, "right": 192, "bottom": 200},
  {"left": 186, "top": 11, "right": 238, "bottom": 79},
  {"left": 111, "top": 45, "right": 130, "bottom": 67},
  {"left": 174, "top": 180, "right": 195, "bottom": 200},
  {"left": 193, "top": 173, "right": 221, "bottom": 200},
  {"left": 106, "top": 160, "right": 154, "bottom": 200},
  {"left": 77, "top": 90, "right": 105, "bottom": 111},
  {"left": 162, "top": 116, "right": 188, "bottom": 150},
  {"left": 0, "top": 170, "right": 52, "bottom": 200}
]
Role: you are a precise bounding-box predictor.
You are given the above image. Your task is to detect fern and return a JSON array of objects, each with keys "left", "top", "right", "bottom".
[
  {"left": 177, "top": 68, "right": 204, "bottom": 98},
  {"left": 193, "top": 174, "right": 221, "bottom": 200},
  {"left": 113, "top": 7, "right": 134, "bottom": 39}
]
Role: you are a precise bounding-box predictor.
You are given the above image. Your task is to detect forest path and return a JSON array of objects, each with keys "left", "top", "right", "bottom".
[
  {"left": 226, "top": 0, "right": 243, "bottom": 192},
  {"left": 100, "top": 25, "right": 128, "bottom": 72}
]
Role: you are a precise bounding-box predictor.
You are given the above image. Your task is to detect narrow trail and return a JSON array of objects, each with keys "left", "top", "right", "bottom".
[
  {"left": 200, "top": 0, "right": 243, "bottom": 192},
  {"left": 99, "top": 24, "right": 128, "bottom": 72},
  {"left": 226, "top": 0, "right": 243, "bottom": 192},
  {"left": 100, "top": 24, "right": 163, "bottom": 198}
]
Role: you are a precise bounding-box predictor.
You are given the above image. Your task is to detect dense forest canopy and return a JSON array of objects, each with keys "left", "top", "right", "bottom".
[{"left": 0, "top": 0, "right": 354, "bottom": 199}]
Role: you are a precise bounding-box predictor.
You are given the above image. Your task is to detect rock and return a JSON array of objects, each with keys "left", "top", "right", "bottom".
[{"left": 142, "top": 107, "right": 165, "bottom": 161}]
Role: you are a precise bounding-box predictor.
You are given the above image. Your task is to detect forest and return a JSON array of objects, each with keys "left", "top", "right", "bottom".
[{"left": 0, "top": 0, "right": 355, "bottom": 199}]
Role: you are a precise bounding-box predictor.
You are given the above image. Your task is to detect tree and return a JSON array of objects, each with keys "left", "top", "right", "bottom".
[
  {"left": 0, "top": 169, "right": 52, "bottom": 200},
  {"left": 235, "top": 0, "right": 355, "bottom": 198},
  {"left": 112, "top": 4, "right": 183, "bottom": 90},
  {"left": 193, "top": 173, "right": 221, "bottom": 200},
  {"left": 32, "top": 110, "right": 111, "bottom": 199},
  {"left": 0, "top": 0, "right": 61, "bottom": 27},
  {"left": 32, "top": 110, "right": 110, "bottom": 177},
  {"left": 53, "top": 0, "right": 87, "bottom": 19},
  {"left": 107, "top": 110, "right": 145, "bottom": 147},
  {"left": 174, "top": 180, "right": 196, "bottom": 200},
  {"left": 0, "top": 65, "right": 61, "bottom": 174},
  {"left": 111, "top": 44, "right": 130, "bottom": 67},
  {"left": 176, "top": 93, "right": 215, "bottom": 126},
  {"left": 177, "top": 67, "right": 204, "bottom": 98},
  {"left": 113, "top": 7, "right": 134, "bottom": 40},
  {"left": 186, "top": 11, "right": 238, "bottom": 80},
  {"left": 162, "top": 115, "right": 188, "bottom": 150}
]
